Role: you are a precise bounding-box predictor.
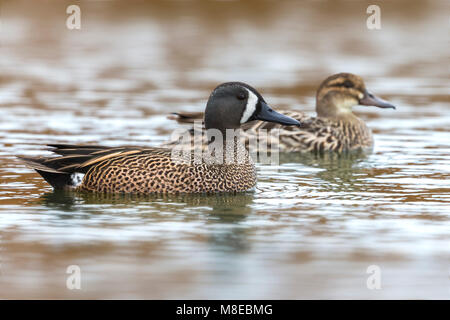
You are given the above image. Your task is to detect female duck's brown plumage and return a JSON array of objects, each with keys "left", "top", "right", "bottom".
[
  {"left": 166, "top": 73, "right": 396, "bottom": 153},
  {"left": 20, "top": 82, "right": 300, "bottom": 194}
]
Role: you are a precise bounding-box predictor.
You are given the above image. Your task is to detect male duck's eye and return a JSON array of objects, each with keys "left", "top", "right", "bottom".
[
  {"left": 343, "top": 80, "right": 353, "bottom": 88},
  {"left": 237, "top": 93, "right": 246, "bottom": 100}
]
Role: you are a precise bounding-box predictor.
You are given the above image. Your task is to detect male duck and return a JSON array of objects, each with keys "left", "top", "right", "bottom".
[
  {"left": 20, "top": 82, "right": 301, "bottom": 194},
  {"left": 167, "top": 73, "right": 396, "bottom": 153}
]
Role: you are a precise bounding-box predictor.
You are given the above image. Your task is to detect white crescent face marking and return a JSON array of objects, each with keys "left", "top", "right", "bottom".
[
  {"left": 240, "top": 89, "right": 258, "bottom": 124},
  {"left": 71, "top": 173, "right": 85, "bottom": 187}
]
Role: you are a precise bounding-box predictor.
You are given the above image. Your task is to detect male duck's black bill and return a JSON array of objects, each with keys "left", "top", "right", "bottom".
[
  {"left": 360, "top": 90, "right": 396, "bottom": 109},
  {"left": 255, "top": 101, "right": 303, "bottom": 127}
]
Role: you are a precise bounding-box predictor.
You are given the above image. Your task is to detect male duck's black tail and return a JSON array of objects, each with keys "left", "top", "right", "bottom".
[
  {"left": 20, "top": 161, "right": 72, "bottom": 189},
  {"left": 18, "top": 144, "right": 131, "bottom": 189}
]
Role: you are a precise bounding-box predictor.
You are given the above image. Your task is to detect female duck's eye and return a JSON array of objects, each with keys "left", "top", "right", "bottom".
[
  {"left": 343, "top": 80, "right": 353, "bottom": 88},
  {"left": 237, "top": 93, "right": 246, "bottom": 100}
]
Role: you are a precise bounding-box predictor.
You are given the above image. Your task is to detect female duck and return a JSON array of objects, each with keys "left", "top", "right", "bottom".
[
  {"left": 168, "top": 73, "right": 396, "bottom": 153},
  {"left": 20, "top": 82, "right": 300, "bottom": 194}
]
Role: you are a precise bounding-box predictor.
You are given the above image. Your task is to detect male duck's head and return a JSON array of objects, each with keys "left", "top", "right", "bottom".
[
  {"left": 315, "top": 73, "right": 395, "bottom": 118},
  {"left": 204, "top": 82, "right": 301, "bottom": 133}
]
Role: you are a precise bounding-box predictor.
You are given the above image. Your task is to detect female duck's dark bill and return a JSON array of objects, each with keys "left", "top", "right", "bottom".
[
  {"left": 360, "top": 90, "right": 396, "bottom": 109},
  {"left": 254, "top": 101, "right": 303, "bottom": 127}
]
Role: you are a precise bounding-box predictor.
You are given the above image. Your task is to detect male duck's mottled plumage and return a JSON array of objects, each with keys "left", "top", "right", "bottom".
[
  {"left": 20, "top": 82, "right": 300, "bottom": 194},
  {"left": 166, "top": 73, "right": 396, "bottom": 153},
  {"left": 21, "top": 144, "right": 257, "bottom": 193}
]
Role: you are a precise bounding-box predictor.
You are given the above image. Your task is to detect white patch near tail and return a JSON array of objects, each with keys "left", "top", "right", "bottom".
[
  {"left": 70, "top": 173, "right": 85, "bottom": 187},
  {"left": 240, "top": 89, "right": 258, "bottom": 124}
]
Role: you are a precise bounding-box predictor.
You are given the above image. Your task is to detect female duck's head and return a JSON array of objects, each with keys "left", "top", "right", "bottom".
[
  {"left": 315, "top": 73, "right": 396, "bottom": 118},
  {"left": 204, "top": 82, "right": 301, "bottom": 134}
]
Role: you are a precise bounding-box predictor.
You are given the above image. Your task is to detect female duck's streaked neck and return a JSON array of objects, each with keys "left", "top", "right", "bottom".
[{"left": 316, "top": 94, "right": 359, "bottom": 120}]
